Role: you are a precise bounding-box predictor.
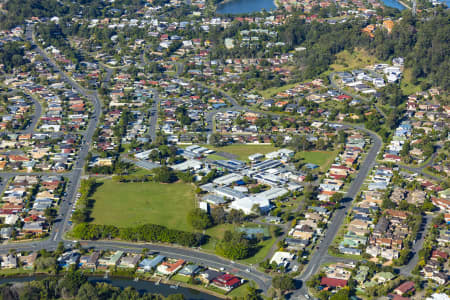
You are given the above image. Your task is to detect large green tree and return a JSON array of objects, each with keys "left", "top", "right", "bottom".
[{"left": 187, "top": 208, "right": 212, "bottom": 230}]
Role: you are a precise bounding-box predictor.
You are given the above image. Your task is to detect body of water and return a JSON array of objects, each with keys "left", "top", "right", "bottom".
[
  {"left": 382, "top": 0, "right": 407, "bottom": 10},
  {"left": 0, "top": 276, "right": 219, "bottom": 300},
  {"left": 216, "top": 0, "right": 276, "bottom": 14},
  {"left": 216, "top": 0, "right": 448, "bottom": 14}
]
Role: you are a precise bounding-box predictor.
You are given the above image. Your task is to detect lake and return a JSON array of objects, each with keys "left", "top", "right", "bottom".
[
  {"left": 216, "top": 0, "right": 414, "bottom": 14},
  {"left": 216, "top": 0, "right": 277, "bottom": 14},
  {"left": 0, "top": 276, "right": 220, "bottom": 300},
  {"left": 382, "top": 0, "right": 406, "bottom": 10}
]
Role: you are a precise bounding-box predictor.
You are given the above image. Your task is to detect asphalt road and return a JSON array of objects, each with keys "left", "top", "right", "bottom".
[
  {"left": 0, "top": 43, "right": 397, "bottom": 298},
  {"left": 20, "top": 95, "right": 42, "bottom": 134},
  {"left": 149, "top": 89, "right": 160, "bottom": 142},
  {"left": 397, "top": 157, "right": 443, "bottom": 182},
  {"left": 328, "top": 72, "right": 387, "bottom": 119},
  {"left": 25, "top": 25, "right": 102, "bottom": 244},
  {"left": 0, "top": 31, "right": 276, "bottom": 296},
  {"left": 291, "top": 124, "right": 382, "bottom": 299},
  {"left": 79, "top": 240, "right": 272, "bottom": 291},
  {"left": 0, "top": 89, "right": 41, "bottom": 135},
  {"left": 400, "top": 214, "right": 433, "bottom": 276}
]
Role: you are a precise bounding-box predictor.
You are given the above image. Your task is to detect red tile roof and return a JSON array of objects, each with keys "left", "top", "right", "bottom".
[
  {"left": 394, "top": 281, "right": 415, "bottom": 295},
  {"left": 320, "top": 277, "right": 347, "bottom": 288},
  {"left": 213, "top": 274, "right": 241, "bottom": 287}
]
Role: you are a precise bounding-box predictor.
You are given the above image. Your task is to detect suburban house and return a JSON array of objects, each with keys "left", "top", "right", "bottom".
[
  {"left": 98, "top": 251, "right": 123, "bottom": 267},
  {"left": 137, "top": 255, "right": 165, "bottom": 272},
  {"left": 212, "top": 274, "right": 242, "bottom": 291},
  {"left": 157, "top": 259, "right": 185, "bottom": 275},
  {"left": 80, "top": 252, "right": 100, "bottom": 269}
]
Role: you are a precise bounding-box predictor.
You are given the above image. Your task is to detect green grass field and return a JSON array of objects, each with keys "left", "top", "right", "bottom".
[
  {"left": 202, "top": 223, "right": 277, "bottom": 264},
  {"left": 202, "top": 144, "right": 279, "bottom": 161},
  {"left": 295, "top": 150, "right": 338, "bottom": 171},
  {"left": 90, "top": 180, "right": 196, "bottom": 230},
  {"left": 329, "top": 49, "right": 379, "bottom": 73},
  {"left": 400, "top": 68, "right": 422, "bottom": 95},
  {"left": 258, "top": 82, "right": 300, "bottom": 99},
  {"left": 206, "top": 154, "right": 227, "bottom": 161}
]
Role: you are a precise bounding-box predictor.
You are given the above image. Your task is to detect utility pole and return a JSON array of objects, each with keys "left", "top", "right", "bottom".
[{"left": 412, "top": 0, "right": 417, "bottom": 16}]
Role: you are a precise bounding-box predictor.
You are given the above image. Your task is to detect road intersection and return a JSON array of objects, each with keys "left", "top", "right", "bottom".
[{"left": 0, "top": 42, "right": 421, "bottom": 299}]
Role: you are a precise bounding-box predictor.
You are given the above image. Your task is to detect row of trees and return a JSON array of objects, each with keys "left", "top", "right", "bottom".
[
  {"left": 71, "top": 179, "right": 97, "bottom": 224},
  {"left": 72, "top": 223, "right": 204, "bottom": 247},
  {"left": 1, "top": 270, "right": 184, "bottom": 300}
]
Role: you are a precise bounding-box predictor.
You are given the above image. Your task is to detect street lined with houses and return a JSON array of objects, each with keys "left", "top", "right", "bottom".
[{"left": 0, "top": 3, "right": 448, "bottom": 299}]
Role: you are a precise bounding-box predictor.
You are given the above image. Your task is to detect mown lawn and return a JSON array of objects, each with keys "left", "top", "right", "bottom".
[
  {"left": 201, "top": 223, "right": 236, "bottom": 251},
  {"left": 90, "top": 180, "right": 196, "bottom": 230},
  {"left": 228, "top": 283, "right": 250, "bottom": 297},
  {"left": 206, "top": 153, "right": 227, "bottom": 161},
  {"left": 202, "top": 144, "right": 279, "bottom": 161},
  {"left": 295, "top": 150, "right": 338, "bottom": 172}
]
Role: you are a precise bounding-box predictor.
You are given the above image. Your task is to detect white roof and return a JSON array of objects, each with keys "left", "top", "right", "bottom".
[
  {"left": 427, "top": 294, "right": 450, "bottom": 300},
  {"left": 213, "top": 173, "right": 243, "bottom": 186},
  {"left": 171, "top": 159, "right": 202, "bottom": 171},
  {"left": 270, "top": 251, "right": 295, "bottom": 265},
  {"left": 248, "top": 153, "right": 264, "bottom": 160},
  {"left": 230, "top": 196, "right": 270, "bottom": 215},
  {"left": 256, "top": 187, "right": 288, "bottom": 200}
]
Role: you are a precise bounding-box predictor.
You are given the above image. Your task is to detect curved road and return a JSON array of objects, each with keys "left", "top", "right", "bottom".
[
  {"left": 188, "top": 78, "right": 384, "bottom": 299},
  {"left": 328, "top": 72, "right": 386, "bottom": 119},
  {"left": 0, "top": 41, "right": 391, "bottom": 298},
  {"left": 290, "top": 125, "right": 382, "bottom": 299},
  {"left": 1, "top": 28, "right": 276, "bottom": 295}
]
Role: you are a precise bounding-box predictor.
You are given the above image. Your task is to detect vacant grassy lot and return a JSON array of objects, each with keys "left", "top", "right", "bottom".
[
  {"left": 90, "top": 180, "right": 196, "bottom": 230},
  {"left": 202, "top": 223, "right": 277, "bottom": 264},
  {"left": 400, "top": 68, "right": 422, "bottom": 95},
  {"left": 202, "top": 144, "right": 278, "bottom": 161},
  {"left": 329, "top": 49, "right": 379, "bottom": 72},
  {"left": 295, "top": 150, "right": 338, "bottom": 171},
  {"left": 259, "top": 82, "right": 300, "bottom": 99}
]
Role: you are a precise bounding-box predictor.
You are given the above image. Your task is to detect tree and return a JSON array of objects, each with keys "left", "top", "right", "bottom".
[
  {"left": 210, "top": 206, "right": 227, "bottom": 225},
  {"left": 400, "top": 141, "right": 411, "bottom": 157},
  {"left": 330, "top": 287, "right": 350, "bottom": 300},
  {"left": 272, "top": 275, "right": 295, "bottom": 292},
  {"left": 44, "top": 207, "right": 57, "bottom": 223},
  {"left": 187, "top": 208, "right": 212, "bottom": 230},
  {"left": 153, "top": 166, "right": 177, "bottom": 183},
  {"left": 244, "top": 282, "right": 261, "bottom": 300},
  {"left": 76, "top": 282, "right": 99, "bottom": 300},
  {"left": 304, "top": 173, "right": 315, "bottom": 183},
  {"left": 216, "top": 231, "right": 251, "bottom": 260},
  {"left": 34, "top": 256, "right": 57, "bottom": 272},
  {"left": 209, "top": 133, "right": 224, "bottom": 147},
  {"left": 61, "top": 271, "right": 88, "bottom": 297},
  {"left": 54, "top": 239, "right": 64, "bottom": 251}
]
